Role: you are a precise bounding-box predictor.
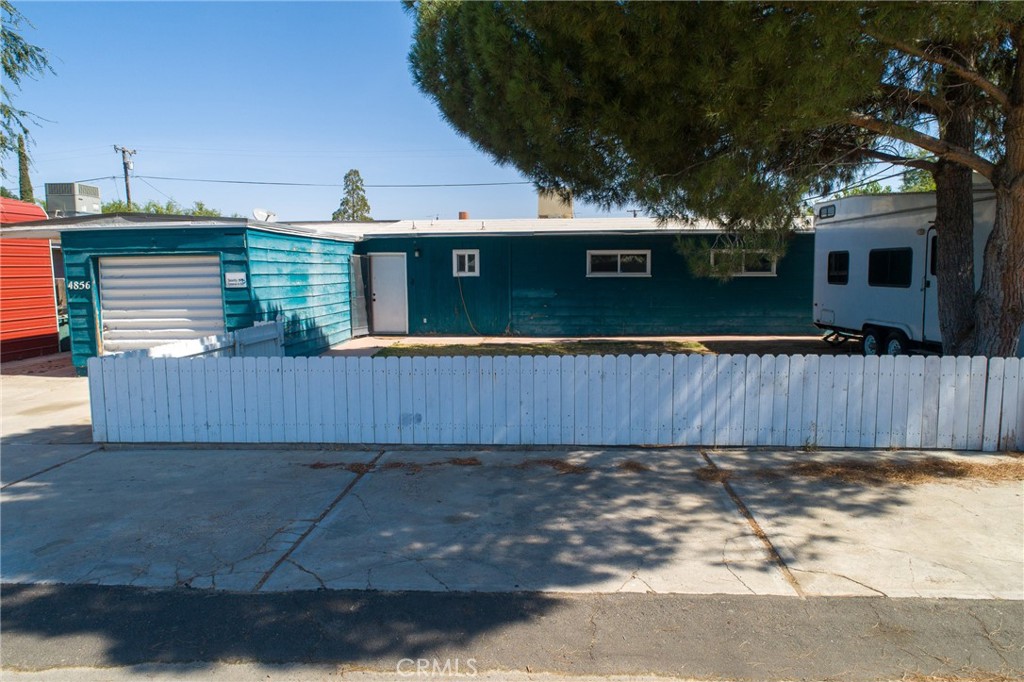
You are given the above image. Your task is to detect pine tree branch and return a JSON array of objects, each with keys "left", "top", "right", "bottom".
[
  {"left": 865, "top": 30, "right": 1010, "bottom": 109},
  {"left": 846, "top": 112, "right": 995, "bottom": 178},
  {"left": 860, "top": 149, "right": 936, "bottom": 172},
  {"left": 878, "top": 83, "right": 949, "bottom": 117}
]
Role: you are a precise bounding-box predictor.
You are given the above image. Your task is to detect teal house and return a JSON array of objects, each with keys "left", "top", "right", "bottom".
[
  {"left": 4, "top": 214, "right": 360, "bottom": 371},
  {"left": 4, "top": 214, "right": 814, "bottom": 371},
  {"left": 302, "top": 217, "right": 816, "bottom": 338}
]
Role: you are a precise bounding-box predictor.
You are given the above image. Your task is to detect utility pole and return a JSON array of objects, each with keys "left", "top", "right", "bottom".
[{"left": 114, "top": 145, "right": 136, "bottom": 210}]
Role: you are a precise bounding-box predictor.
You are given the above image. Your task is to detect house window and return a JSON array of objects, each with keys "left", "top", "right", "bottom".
[
  {"left": 710, "top": 250, "right": 777, "bottom": 277},
  {"left": 586, "top": 250, "right": 651, "bottom": 277},
  {"left": 827, "top": 251, "right": 849, "bottom": 285},
  {"left": 452, "top": 249, "right": 479, "bottom": 277},
  {"left": 868, "top": 247, "right": 913, "bottom": 288}
]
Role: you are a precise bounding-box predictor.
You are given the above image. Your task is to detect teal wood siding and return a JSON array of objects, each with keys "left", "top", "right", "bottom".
[
  {"left": 246, "top": 229, "right": 354, "bottom": 356},
  {"left": 359, "top": 237, "right": 511, "bottom": 335},
  {"left": 60, "top": 228, "right": 248, "bottom": 370},
  {"left": 358, "top": 233, "right": 815, "bottom": 336},
  {"left": 510, "top": 234, "right": 816, "bottom": 335}
]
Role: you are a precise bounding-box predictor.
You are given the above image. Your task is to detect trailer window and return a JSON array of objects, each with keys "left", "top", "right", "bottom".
[
  {"left": 827, "top": 251, "right": 849, "bottom": 285},
  {"left": 868, "top": 248, "right": 913, "bottom": 288}
]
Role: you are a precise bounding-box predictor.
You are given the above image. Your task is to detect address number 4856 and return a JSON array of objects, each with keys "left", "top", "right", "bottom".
[{"left": 67, "top": 280, "right": 92, "bottom": 291}]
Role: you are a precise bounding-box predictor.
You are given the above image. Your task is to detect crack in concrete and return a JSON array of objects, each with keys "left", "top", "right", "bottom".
[
  {"left": 795, "top": 568, "right": 889, "bottom": 597},
  {"left": 699, "top": 449, "right": 806, "bottom": 598},
  {"left": 286, "top": 558, "right": 327, "bottom": 590},
  {"left": 0, "top": 446, "right": 103, "bottom": 490},
  {"left": 252, "top": 449, "right": 386, "bottom": 592}
]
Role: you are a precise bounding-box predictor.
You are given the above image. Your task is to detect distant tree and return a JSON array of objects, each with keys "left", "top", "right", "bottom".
[
  {"left": 901, "top": 167, "right": 938, "bottom": 193},
  {"left": 332, "top": 169, "right": 372, "bottom": 221},
  {"left": 101, "top": 198, "right": 222, "bottom": 216},
  {"left": 17, "top": 134, "right": 32, "bottom": 202},
  {"left": 838, "top": 180, "right": 890, "bottom": 197},
  {"left": 0, "top": 185, "right": 15, "bottom": 198},
  {"left": 1, "top": 1, "right": 53, "bottom": 178}
]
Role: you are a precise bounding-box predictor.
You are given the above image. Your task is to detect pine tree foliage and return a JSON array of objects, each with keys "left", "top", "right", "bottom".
[
  {"left": 332, "top": 169, "right": 372, "bottom": 222},
  {"left": 1, "top": 1, "right": 52, "bottom": 178},
  {"left": 17, "top": 133, "right": 32, "bottom": 202},
  {"left": 408, "top": 1, "right": 1024, "bottom": 356}
]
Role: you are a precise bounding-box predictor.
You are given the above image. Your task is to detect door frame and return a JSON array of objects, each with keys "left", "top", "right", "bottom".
[{"left": 368, "top": 252, "right": 409, "bottom": 335}]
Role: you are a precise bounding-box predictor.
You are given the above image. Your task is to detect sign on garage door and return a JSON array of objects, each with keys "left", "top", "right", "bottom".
[{"left": 98, "top": 255, "right": 225, "bottom": 353}]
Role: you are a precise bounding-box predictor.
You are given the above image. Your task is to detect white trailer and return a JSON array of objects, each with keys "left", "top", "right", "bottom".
[{"left": 812, "top": 177, "right": 1022, "bottom": 356}]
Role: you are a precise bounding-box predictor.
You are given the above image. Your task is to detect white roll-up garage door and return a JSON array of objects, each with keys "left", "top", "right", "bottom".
[{"left": 98, "top": 255, "right": 225, "bottom": 353}]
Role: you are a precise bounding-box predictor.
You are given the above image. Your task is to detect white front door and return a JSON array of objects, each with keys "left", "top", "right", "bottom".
[{"left": 369, "top": 253, "right": 408, "bottom": 334}]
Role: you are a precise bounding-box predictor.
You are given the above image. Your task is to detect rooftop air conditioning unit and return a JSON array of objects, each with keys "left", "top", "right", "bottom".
[{"left": 45, "top": 183, "right": 102, "bottom": 217}]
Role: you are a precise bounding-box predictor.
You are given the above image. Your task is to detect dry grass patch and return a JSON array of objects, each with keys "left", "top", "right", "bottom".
[
  {"left": 778, "top": 457, "right": 1024, "bottom": 485},
  {"left": 693, "top": 465, "right": 732, "bottom": 483},
  {"left": 516, "top": 458, "right": 591, "bottom": 475},
  {"left": 617, "top": 460, "right": 651, "bottom": 473},
  {"left": 306, "top": 461, "right": 375, "bottom": 474},
  {"left": 376, "top": 339, "right": 708, "bottom": 358}
]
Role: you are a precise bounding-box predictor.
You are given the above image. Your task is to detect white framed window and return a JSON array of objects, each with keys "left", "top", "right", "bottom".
[
  {"left": 586, "top": 250, "right": 651, "bottom": 277},
  {"left": 710, "top": 250, "right": 777, "bottom": 277},
  {"left": 453, "top": 249, "right": 479, "bottom": 277}
]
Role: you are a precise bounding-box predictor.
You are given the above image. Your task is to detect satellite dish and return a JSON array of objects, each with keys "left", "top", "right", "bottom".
[{"left": 252, "top": 208, "right": 277, "bottom": 223}]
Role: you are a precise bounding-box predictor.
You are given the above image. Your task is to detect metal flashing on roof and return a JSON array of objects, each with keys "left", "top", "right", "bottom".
[{"left": 287, "top": 216, "right": 814, "bottom": 240}]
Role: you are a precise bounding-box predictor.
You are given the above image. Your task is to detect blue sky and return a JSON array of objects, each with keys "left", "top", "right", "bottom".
[{"left": 12, "top": 1, "right": 630, "bottom": 220}]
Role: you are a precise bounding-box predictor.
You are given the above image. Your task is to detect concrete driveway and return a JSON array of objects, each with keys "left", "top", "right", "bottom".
[{"left": 1, "top": 353, "right": 1021, "bottom": 599}]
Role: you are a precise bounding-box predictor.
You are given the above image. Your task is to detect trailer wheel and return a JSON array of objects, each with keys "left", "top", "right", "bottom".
[
  {"left": 862, "top": 328, "right": 882, "bottom": 356},
  {"left": 885, "top": 331, "right": 909, "bottom": 356}
]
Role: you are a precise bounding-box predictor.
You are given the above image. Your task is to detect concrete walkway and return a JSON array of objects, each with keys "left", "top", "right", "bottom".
[{"left": 2, "top": 353, "right": 1022, "bottom": 680}]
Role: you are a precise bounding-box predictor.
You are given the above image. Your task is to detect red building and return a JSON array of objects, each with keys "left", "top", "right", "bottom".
[{"left": 0, "top": 198, "right": 58, "bottom": 362}]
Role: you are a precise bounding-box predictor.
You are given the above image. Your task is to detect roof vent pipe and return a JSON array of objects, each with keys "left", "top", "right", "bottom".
[{"left": 459, "top": 211, "right": 469, "bottom": 220}]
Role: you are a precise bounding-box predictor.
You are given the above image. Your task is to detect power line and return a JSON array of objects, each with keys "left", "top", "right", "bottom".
[{"left": 74, "top": 174, "right": 533, "bottom": 189}]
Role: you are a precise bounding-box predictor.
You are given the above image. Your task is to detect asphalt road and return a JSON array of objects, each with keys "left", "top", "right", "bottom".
[{"left": 3, "top": 584, "right": 1022, "bottom": 680}]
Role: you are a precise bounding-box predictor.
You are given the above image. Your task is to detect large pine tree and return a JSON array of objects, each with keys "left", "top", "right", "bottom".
[{"left": 409, "top": 2, "right": 1024, "bottom": 356}]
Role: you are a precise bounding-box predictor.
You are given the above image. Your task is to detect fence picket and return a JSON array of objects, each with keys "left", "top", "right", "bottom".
[
  {"left": 454, "top": 356, "right": 470, "bottom": 444},
  {"left": 786, "top": 355, "right": 806, "bottom": 447},
  {"left": 475, "top": 356, "right": 490, "bottom": 445},
  {"left": 575, "top": 356, "right": 592, "bottom": 444},
  {"left": 952, "top": 356, "right": 972, "bottom": 449},
  {"left": 504, "top": 356, "right": 520, "bottom": 445},
  {"left": 920, "top": 356, "right": 941, "bottom": 448},
  {"left": 373, "top": 357, "right": 390, "bottom": 444},
  {"left": 464, "top": 356, "right": 479, "bottom": 444},
  {"left": 87, "top": 357, "right": 106, "bottom": 442},
  {"left": 845, "top": 355, "right": 863, "bottom": 447},
  {"left": 889, "top": 356, "right": 911, "bottom": 449},
  {"left": 937, "top": 356, "right": 957, "bottom": 449},
  {"left": 411, "top": 352, "right": 428, "bottom": 444},
  {"left": 545, "top": 356, "right": 561, "bottom": 445},
  {"left": 190, "top": 359, "right": 209, "bottom": 443},
  {"left": 816, "top": 356, "right": 835, "bottom": 447},
  {"left": 243, "top": 357, "right": 259, "bottom": 443},
  {"left": 359, "top": 357, "right": 375, "bottom": 444},
  {"left": 263, "top": 356, "right": 281, "bottom": 442},
  {"left": 771, "top": 355, "right": 790, "bottom": 446},
  {"left": 830, "top": 355, "right": 850, "bottom": 447},
  {"left": 520, "top": 356, "right": 535, "bottom": 445},
  {"left": 561, "top": 356, "right": 576, "bottom": 445},
  {"left": 999, "top": 358, "right": 1021, "bottom": 450},
  {"left": 875, "top": 356, "right": 895, "bottom": 448},
  {"left": 858, "top": 355, "right": 877, "bottom": 448},
  {"left": 982, "top": 357, "right": 1005, "bottom": 452},
  {"left": 905, "top": 356, "right": 925, "bottom": 448},
  {"left": 438, "top": 357, "right": 454, "bottom": 444},
  {"left": 398, "top": 357, "right": 413, "bottom": 444},
  {"left": 966, "top": 356, "right": 988, "bottom": 450},
  {"left": 728, "top": 355, "right": 746, "bottom": 446},
  {"left": 657, "top": 355, "right": 674, "bottom": 445},
  {"left": 757, "top": 355, "right": 775, "bottom": 445}
]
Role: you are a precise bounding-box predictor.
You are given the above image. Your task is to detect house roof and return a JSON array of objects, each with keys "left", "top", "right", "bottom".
[{"left": 289, "top": 216, "right": 813, "bottom": 239}]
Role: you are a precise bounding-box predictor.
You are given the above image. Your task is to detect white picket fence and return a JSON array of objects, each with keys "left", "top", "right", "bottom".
[{"left": 87, "top": 353, "right": 1023, "bottom": 451}]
